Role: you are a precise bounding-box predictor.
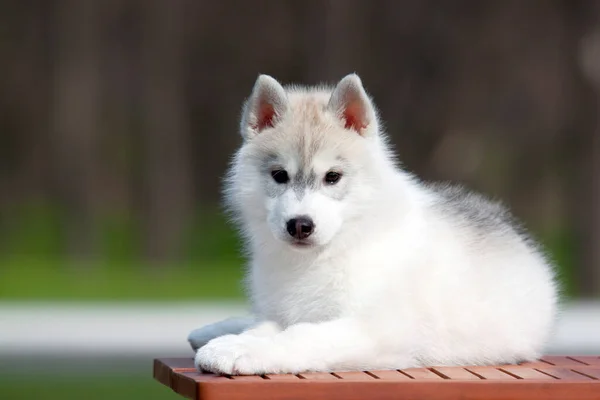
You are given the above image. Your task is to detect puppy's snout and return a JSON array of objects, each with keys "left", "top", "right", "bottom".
[{"left": 286, "top": 217, "right": 314, "bottom": 240}]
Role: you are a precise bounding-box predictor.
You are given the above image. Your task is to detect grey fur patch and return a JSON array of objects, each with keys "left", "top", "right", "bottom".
[
  {"left": 264, "top": 179, "right": 286, "bottom": 199},
  {"left": 292, "top": 170, "right": 318, "bottom": 199},
  {"left": 428, "top": 183, "right": 534, "bottom": 246},
  {"left": 261, "top": 155, "right": 286, "bottom": 198}
]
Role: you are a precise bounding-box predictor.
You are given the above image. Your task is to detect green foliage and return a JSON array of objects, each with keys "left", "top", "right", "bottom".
[
  {"left": 539, "top": 229, "right": 578, "bottom": 298},
  {"left": 0, "top": 204, "right": 245, "bottom": 300},
  {"left": 0, "top": 202, "right": 65, "bottom": 258}
]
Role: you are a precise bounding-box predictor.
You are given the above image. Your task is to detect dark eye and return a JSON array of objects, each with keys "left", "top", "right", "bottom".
[
  {"left": 271, "top": 169, "right": 289, "bottom": 184},
  {"left": 325, "top": 171, "right": 342, "bottom": 185}
]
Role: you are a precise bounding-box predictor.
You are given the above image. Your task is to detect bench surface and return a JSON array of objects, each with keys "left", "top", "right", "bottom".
[{"left": 154, "top": 356, "right": 600, "bottom": 400}]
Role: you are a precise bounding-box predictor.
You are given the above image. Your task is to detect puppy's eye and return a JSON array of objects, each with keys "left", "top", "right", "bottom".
[
  {"left": 325, "top": 171, "right": 342, "bottom": 185},
  {"left": 271, "top": 169, "right": 289, "bottom": 184}
]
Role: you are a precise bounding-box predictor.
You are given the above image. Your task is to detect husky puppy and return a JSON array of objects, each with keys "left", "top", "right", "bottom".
[{"left": 189, "top": 74, "right": 558, "bottom": 375}]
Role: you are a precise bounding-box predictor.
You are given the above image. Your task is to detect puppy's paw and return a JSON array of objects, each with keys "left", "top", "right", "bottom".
[
  {"left": 243, "top": 321, "right": 282, "bottom": 338},
  {"left": 194, "top": 334, "right": 288, "bottom": 375}
]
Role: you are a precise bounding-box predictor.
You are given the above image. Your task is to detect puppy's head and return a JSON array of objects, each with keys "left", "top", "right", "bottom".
[{"left": 228, "top": 74, "right": 382, "bottom": 250}]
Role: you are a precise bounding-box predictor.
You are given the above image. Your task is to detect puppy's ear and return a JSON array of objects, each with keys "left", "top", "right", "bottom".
[
  {"left": 240, "top": 75, "right": 288, "bottom": 140},
  {"left": 327, "top": 74, "right": 377, "bottom": 137}
]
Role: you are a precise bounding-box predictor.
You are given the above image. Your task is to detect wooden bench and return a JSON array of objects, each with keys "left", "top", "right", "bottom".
[{"left": 154, "top": 356, "right": 600, "bottom": 400}]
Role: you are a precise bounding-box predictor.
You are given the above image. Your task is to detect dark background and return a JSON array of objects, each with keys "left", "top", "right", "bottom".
[{"left": 2, "top": 1, "right": 600, "bottom": 299}]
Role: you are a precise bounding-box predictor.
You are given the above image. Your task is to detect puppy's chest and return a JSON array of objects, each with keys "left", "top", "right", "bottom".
[{"left": 251, "top": 266, "right": 346, "bottom": 328}]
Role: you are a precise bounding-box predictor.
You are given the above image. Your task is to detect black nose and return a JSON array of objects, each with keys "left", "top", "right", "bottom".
[{"left": 286, "top": 217, "right": 314, "bottom": 240}]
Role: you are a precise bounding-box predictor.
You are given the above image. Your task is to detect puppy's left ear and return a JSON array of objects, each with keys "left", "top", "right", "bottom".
[
  {"left": 240, "top": 74, "right": 288, "bottom": 140},
  {"left": 327, "top": 74, "right": 378, "bottom": 137}
]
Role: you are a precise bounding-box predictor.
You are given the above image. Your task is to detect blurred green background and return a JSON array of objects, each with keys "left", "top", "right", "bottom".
[
  {"left": 1, "top": 208, "right": 245, "bottom": 301},
  {"left": 0, "top": 374, "right": 181, "bottom": 400},
  {"left": 2, "top": 1, "right": 600, "bottom": 399}
]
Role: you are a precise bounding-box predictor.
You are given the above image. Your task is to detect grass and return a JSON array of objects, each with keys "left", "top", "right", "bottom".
[
  {"left": 0, "top": 204, "right": 247, "bottom": 301},
  {"left": 0, "top": 375, "right": 181, "bottom": 400},
  {"left": 0, "top": 257, "right": 245, "bottom": 300}
]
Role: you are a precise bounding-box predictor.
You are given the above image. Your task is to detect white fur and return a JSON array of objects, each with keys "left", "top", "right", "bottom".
[{"left": 189, "top": 73, "right": 558, "bottom": 375}]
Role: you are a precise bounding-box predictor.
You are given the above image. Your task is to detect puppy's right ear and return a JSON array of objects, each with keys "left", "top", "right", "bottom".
[
  {"left": 240, "top": 75, "right": 288, "bottom": 140},
  {"left": 327, "top": 73, "right": 377, "bottom": 137}
]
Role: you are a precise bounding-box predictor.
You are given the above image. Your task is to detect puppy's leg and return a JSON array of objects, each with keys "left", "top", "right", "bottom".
[
  {"left": 195, "top": 318, "right": 414, "bottom": 375},
  {"left": 188, "top": 316, "right": 258, "bottom": 351}
]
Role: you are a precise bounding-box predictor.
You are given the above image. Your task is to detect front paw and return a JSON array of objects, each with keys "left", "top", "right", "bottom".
[{"left": 194, "top": 334, "right": 287, "bottom": 375}]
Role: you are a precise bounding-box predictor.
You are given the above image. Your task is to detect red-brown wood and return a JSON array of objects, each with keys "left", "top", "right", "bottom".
[
  {"left": 154, "top": 356, "right": 600, "bottom": 400},
  {"left": 400, "top": 368, "right": 445, "bottom": 380},
  {"left": 368, "top": 370, "right": 412, "bottom": 380},
  {"left": 265, "top": 374, "right": 302, "bottom": 381},
  {"left": 569, "top": 356, "right": 600, "bottom": 366},
  {"left": 536, "top": 367, "right": 598, "bottom": 381},
  {"left": 574, "top": 367, "right": 600, "bottom": 380},
  {"left": 465, "top": 366, "right": 516, "bottom": 380},
  {"left": 432, "top": 367, "right": 481, "bottom": 380},
  {"left": 200, "top": 381, "right": 600, "bottom": 400},
  {"left": 153, "top": 357, "right": 197, "bottom": 388},
  {"left": 514, "top": 360, "right": 554, "bottom": 368},
  {"left": 228, "top": 375, "right": 266, "bottom": 382},
  {"left": 297, "top": 372, "right": 339, "bottom": 380},
  {"left": 541, "top": 355, "right": 592, "bottom": 366},
  {"left": 499, "top": 366, "right": 555, "bottom": 380},
  {"left": 333, "top": 371, "right": 376, "bottom": 380}
]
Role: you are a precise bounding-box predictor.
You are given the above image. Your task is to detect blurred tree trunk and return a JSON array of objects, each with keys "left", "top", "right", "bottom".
[
  {"left": 140, "top": 0, "right": 192, "bottom": 264},
  {"left": 52, "top": 0, "right": 104, "bottom": 261},
  {"left": 297, "top": 0, "right": 370, "bottom": 83},
  {"left": 0, "top": 1, "right": 51, "bottom": 207},
  {"left": 577, "top": 1, "right": 600, "bottom": 297},
  {"left": 97, "top": 0, "right": 138, "bottom": 221}
]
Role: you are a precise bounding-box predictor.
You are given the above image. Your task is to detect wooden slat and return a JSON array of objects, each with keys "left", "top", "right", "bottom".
[
  {"left": 297, "top": 372, "right": 339, "bottom": 380},
  {"left": 172, "top": 372, "right": 202, "bottom": 400},
  {"left": 499, "top": 366, "right": 555, "bottom": 380},
  {"left": 432, "top": 367, "right": 481, "bottom": 380},
  {"left": 199, "top": 381, "right": 600, "bottom": 400},
  {"left": 568, "top": 356, "right": 600, "bottom": 366},
  {"left": 541, "top": 356, "right": 583, "bottom": 366},
  {"left": 153, "top": 358, "right": 198, "bottom": 389},
  {"left": 572, "top": 367, "right": 600, "bottom": 380},
  {"left": 536, "top": 367, "right": 598, "bottom": 381},
  {"left": 171, "top": 372, "right": 233, "bottom": 400},
  {"left": 466, "top": 367, "right": 516, "bottom": 380},
  {"left": 400, "top": 368, "right": 445, "bottom": 379},
  {"left": 367, "top": 370, "right": 413, "bottom": 380},
  {"left": 154, "top": 359, "right": 174, "bottom": 387},
  {"left": 229, "top": 375, "right": 268, "bottom": 381},
  {"left": 159, "top": 357, "right": 196, "bottom": 370},
  {"left": 265, "top": 374, "right": 302, "bottom": 380},
  {"left": 333, "top": 371, "right": 376, "bottom": 380},
  {"left": 516, "top": 360, "right": 555, "bottom": 368},
  {"left": 177, "top": 371, "right": 231, "bottom": 383}
]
